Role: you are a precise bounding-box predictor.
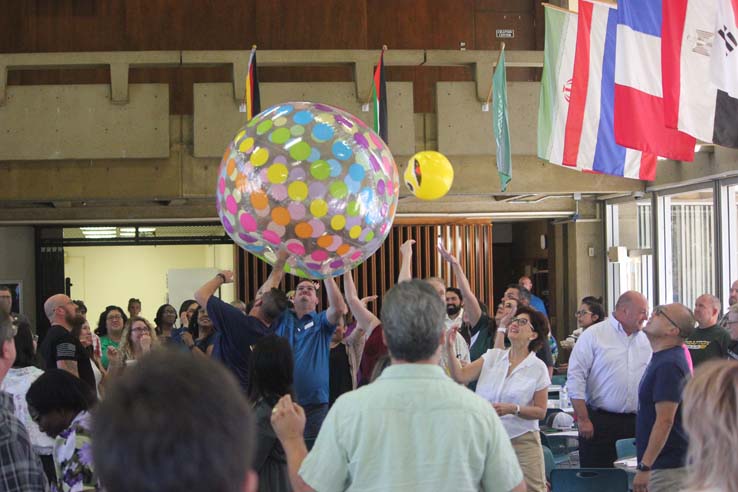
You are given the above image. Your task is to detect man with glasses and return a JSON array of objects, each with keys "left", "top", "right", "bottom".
[
  {"left": 687, "top": 294, "right": 731, "bottom": 367},
  {"left": 38, "top": 294, "right": 95, "bottom": 389},
  {"left": 633, "top": 304, "right": 695, "bottom": 492},
  {"left": 566, "top": 291, "right": 652, "bottom": 468},
  {"left": 0, "top": 310, "right": 47, "bottom": 491}
]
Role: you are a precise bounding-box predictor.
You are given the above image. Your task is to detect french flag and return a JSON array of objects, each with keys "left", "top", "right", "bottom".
[
  {"left": 562, "top": 0, "right": 657, "bottom": 180},
  {"left": 615, "top": 0, "right": 695, "bottom": 162}
]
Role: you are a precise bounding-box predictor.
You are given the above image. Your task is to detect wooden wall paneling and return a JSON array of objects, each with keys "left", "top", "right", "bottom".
[{"left": 475, "top": 0, "right": 535, "bottom": 13}]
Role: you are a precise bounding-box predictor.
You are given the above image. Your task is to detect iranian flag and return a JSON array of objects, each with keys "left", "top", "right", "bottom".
[
  {"left": 538, "top": 4, "right": 578, "bottom": 168},
  {"left": 372, "top": 49, "right": 388, "bottom": 143}
]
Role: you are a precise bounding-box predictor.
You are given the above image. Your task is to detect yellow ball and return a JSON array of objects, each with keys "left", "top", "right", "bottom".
[{"left": 403, "top": 151, "right": 454, "bottom": 200}]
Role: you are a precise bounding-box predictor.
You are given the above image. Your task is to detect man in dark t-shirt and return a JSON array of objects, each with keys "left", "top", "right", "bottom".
[
  {"left": 687, "top": 294, "right": 731, "bottom": 367},
  {"left": 38, "top": 294, "right": 95, "bottom": 389},
  {"left": 635, "top": 303, "right": 695, "bottom": 492},
  {"left": 194, "top": 268, "right": 288, "bottom": 392}
]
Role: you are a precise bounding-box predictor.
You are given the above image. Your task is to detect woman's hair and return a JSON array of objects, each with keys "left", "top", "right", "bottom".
[
  {"left": 179, "top": 299, "right": 197, "bottom": 316},
  {"left": 154, "top": 304, "right": 176, "bottom": 331},
  {"left": 581, "top": 296, "right": 606, "bottom": 322},
  {"left": 370, "top": 354, "right": 392, "bottom": 383},
  {"left": 247, "top": 335, "right": 294, "bottom": 406},
  {"left": 514, "top": 305, "right": 549, "bottom": 353},
  {"left": 95, "top": 305, "right": 128, "bottom": 337},
  {"left": 119, "top": 316, "right": 158, "bottom": 362},
  {"left": 683, "top": 360, "right": 738, "bottom": 492},
  {"left": 12, "top": 320, "right": 40, "bottom": 368},
  {"left": 26, "top": 368, "right": 97, "bottom": 415}
]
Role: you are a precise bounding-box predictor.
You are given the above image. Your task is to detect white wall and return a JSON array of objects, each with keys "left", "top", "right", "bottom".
[
  {"left": 0, "top": 226, "right": 36, "bottom": 328},
  {"left": 64, "top": 244, "right": 235, "bottom": 323}
]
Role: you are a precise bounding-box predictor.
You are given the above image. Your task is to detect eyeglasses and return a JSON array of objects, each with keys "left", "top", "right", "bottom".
[
  {"left": 575, "top": 310, "right": 592, "bottom": 317},
  {"left": 510, "top": 317, "right": 530, "bottom": 327},
  {"left": 131, "top": 327, "right": 151, "bottom": 334},
  {"left": 107, "top": 314, "right": 123, "bottom": 321},
  {"left": 653, "top": 306, "right": 680, "bottom": 332}
]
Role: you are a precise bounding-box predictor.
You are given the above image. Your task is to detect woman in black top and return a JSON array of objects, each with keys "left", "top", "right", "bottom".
[{"left": 248, "top": 335, "right": 294, "bottom": 492}]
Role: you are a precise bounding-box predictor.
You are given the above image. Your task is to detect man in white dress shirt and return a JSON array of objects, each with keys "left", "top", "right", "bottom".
[{"left": 566, "top": 291, "right": 652, "bottom": 468}]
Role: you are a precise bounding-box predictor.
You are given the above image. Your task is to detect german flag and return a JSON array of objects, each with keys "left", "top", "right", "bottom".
[
  {"left": 242, "top": 46, "right": 261, "bottom": 121},
  {"left": 372, "top": 49, "right": 388, "bottom": 143}
]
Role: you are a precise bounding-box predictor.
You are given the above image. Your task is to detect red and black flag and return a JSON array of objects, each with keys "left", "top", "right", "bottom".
[
  {"left": 241, "top": 46, "right": 261, "bottom": 121},
  {"left": 372, "top": 48, "right": 388, "bottom": 143}
]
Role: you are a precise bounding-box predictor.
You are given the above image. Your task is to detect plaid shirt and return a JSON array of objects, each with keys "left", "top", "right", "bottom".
[{"left": 0, "top": 391, "right": 48, "bottom": 492}]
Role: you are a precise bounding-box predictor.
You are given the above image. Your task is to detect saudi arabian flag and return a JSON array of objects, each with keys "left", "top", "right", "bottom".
[
  {"left": 538, "top": 4, "right": 577, "bottom": 165},
  {"left": 492, "top": 47, "right": 511, "bottom": 192}
]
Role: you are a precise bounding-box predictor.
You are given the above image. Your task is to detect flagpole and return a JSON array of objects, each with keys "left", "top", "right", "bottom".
[
  {"left": 485, "top": 42, "right": 506, "bottom": 107},
  {"left": 541, "top": 2, "right": 577, "bottom": 14}
]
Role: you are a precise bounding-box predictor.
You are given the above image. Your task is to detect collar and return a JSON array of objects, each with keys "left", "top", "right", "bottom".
[
  {"left": 609, "top": 316, "right": 638, "bottom": 337},
  {"left": 501, "top": 349, "right": 539, "bottom": 368},
  {"left": 378, "top": 363, "right": 447, "bottom": 381}
]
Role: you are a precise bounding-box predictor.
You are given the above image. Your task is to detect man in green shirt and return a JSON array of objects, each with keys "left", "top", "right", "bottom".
[
  {"left": 271, "top": 279, "right": 525, "bottom": 492},
  {"left": 687, "top": 294, "right": 732, "bottom": 367}
]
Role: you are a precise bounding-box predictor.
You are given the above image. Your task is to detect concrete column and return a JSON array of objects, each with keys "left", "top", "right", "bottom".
[{"left": 0, "top": 227, "right": 36, "bottom": 329}]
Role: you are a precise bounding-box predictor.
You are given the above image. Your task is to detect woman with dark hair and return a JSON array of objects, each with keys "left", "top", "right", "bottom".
[
  {"left": 562, "top": 296, "right": 606, "bottom": 349},
  {"left": 74, "top": 319, "right": 105, "bottom": 398},
  {"left": 446, "top": 305, "right": 550, "bottom": 492},
  {"left": 26, "top": 369, "right": 99, "bottom": 492},
  {"left": 153, "top": 304, "right": 178, "bottom": 339},
  {"left": 1, "top": 321, "right": 56, "bottom": 483},
  {"left": 95, "top": 305, "right": 127, "bottom": 369},
  {"left": 183, "top": 306, "right": 215, "bottom": 356},
  {"left": 248, "top": 335, "right": 294, "bottom": 492},
  {"left": 178, "top": 299, "right": 199, "bottom": 332}
]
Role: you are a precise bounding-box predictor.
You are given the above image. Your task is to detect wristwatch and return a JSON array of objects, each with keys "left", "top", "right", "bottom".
[
  {"left": 636, "top": 462, "right": 651, "bottom": 472},
  {"left": 514, "top": 404, "right": 521, "bottom": 416}
]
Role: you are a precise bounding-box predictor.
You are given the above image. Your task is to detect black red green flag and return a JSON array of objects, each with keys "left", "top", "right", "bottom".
[
  {"left": 241, "top": 47, "right": 261, "bottom": 121},
  {"left": 372, "top": 49, "right": 388, "bottom": 143}
]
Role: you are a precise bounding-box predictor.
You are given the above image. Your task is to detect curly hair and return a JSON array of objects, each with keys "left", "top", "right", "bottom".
[{"left": 119, "top": 316, "right": 159, "bottom": 364}]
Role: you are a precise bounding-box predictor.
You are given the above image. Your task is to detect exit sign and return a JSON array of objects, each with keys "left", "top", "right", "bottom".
[{"left": 496, "top": 29, "right": 515, "bottom": 39}]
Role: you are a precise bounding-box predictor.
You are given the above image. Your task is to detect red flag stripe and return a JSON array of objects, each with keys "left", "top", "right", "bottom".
[{"left": 661, "top": 0, "right": 689, "bottom": 129}]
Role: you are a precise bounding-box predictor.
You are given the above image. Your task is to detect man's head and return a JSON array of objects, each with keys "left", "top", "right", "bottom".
[
  {"left": 729, "top": 280, "right": 738, "bottom": 307},
  {"left": 0, "top": 310, "right": 17, "bottom": 382},
  {"left": 613, "top": 291, "right": 649, "bottom": 333},
  {"left": 424, "top": 277, "right": 446, "bottom": 301},
  {"left": 128, "top": 298, "right": 142, "bottom": 318},
  {"left": 644, "top": 303, "right": 695, "bottom": 347},
  {"left": 254, "top": 288, "right": 289, "bottom": 323},
  {"left": 44, "top": 294, "right": 83, "bottom": 328},
  {"left": 445, "top": 287, "right": 463, "bottom": 317},
  {"left": 0, "top": 286, "right": 12, "bottom": 313},
  {"left": 293, "top": 281, "right": 320, "bottom": 314},
  {"left": 519, "top": 276, "right": 533, "bottom": 292},
  {"left": 93, "top": 350, "right": 257, "bottom": 492},
  {"left": 381, "top": 280, "right": 445, "bottom": 363},
  {"left": 694, "top": 294, "right": 721, "bottom": 328},
  {"left": 502, "top": 283, "right": 531, "bottom": 307}
]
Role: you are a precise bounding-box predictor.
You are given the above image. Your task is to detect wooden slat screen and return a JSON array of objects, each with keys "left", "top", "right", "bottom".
[{"left": 237, "top": 223, "right": 494, "bottom": 316}]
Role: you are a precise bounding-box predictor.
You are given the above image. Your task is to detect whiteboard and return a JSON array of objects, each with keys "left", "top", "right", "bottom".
[{"left": 166, "top": 268, "right": 219, "bottom": 315}]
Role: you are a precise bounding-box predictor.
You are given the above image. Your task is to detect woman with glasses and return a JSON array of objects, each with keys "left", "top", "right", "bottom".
[
  {"left": 26, "top": 369, "right": 99, "bottom": 492},
  {"left": 95, "top": 305, "right": 128, "bottom": 369},
  {"left": 561, "top": 296, "right": 605, "bottom": 349},
  {"left": 446, "top": 305, "right": 551, "bottom": 492},
  {"left": 107, "top": 316, "right": 158, "bottom": 375}
]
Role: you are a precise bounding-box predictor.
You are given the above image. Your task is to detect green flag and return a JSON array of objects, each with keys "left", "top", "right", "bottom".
[{"left": 492, "top": 48, "right": 511, "bottom": 192}]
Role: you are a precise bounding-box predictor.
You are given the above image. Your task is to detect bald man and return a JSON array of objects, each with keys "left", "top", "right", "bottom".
[
  {"left": 38, "top": 294, "right": 95, "bottom": 389},
  {"left": 566, "top": 291, "right": 652, "bottom": 468},
  {"left": 687, "top": 294, "right": 731, "bottom": 367}
]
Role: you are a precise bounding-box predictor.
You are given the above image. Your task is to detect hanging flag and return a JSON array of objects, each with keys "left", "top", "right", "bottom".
[
  {"left": 563, "top": 0, "right": 657, "bottom": 179},
  {"left": 712, "top": 0, "right": 738, "bottom": 98},
  {"left": 372, "top": 49, "right": 388, "bottom": 143},
  {"left": 663, "top": 0, "right": 738, "bottom": 147},
  {"left": 240, "top": 46, "right": 261, "bottom": 121},
  {"left": 492, "top": 46, "right": 512, "bottom": 191},
  {"left": 614, "top": 0, "right": 695, "bottom": 161},
  {"left": 538, "top": 4, "right": 578, "bottom": 168}
]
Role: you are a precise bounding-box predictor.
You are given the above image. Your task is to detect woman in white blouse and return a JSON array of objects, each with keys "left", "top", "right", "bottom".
[{"left": 447, "top": 305, "right": 550, "bottom": 492}]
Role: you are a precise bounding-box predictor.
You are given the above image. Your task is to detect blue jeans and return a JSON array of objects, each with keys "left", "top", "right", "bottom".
[{"left": 303, "top": 403, "right": 329, "bottom": 449}]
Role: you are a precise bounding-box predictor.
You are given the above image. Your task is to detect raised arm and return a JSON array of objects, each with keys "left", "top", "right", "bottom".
[
  {"left": 445, "top": 327, "right": 484, "bottom": 384},
  {"left": 324, "top": 276, "right": 347, "bottom": 326},
  {"left": 437, "top": 241, "right": 482, "bottom": 326},
  {"left": 195, "top": 270, "right": 234, "bottom": 308},
  {"left": 397, "top": 239, "right": 415, "bottom": 283},
  {"left": 255, "top": 250, "right": 289, "bottom": 300},
  {"left": 343, "top": 271, "right": 380, "bottom": 337}
]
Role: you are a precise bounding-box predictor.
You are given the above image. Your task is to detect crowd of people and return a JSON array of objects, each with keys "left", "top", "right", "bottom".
[{"left": 0, "top": 243, "right": 737, "bottom": 492}]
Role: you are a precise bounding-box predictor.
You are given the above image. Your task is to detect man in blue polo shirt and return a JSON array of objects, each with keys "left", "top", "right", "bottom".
[
  {"left": 276, "top": 277, "right": 346, "bottom": 443},
  {"left": 634, "top": 303, "right": 695, "bottom": 492}
]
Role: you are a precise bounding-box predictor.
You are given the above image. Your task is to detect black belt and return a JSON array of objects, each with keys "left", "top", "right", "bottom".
[{"left": 588, "top": 406, "right": 636, "bottom": 417}]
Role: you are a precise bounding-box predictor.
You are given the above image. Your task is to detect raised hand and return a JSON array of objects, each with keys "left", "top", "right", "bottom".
[
  {"left": 399, "top": 239, "right": 415, "bottom": 257},
  {"left": 436, "top": 240, "right": 459, "bottom": 265},
  {"left": 218, "top": 270, "right": 235, "bottom": 284},
  {"left": 271, "top": 394, "right": 307, "bottom": 443},
  {"left": 360, "top": 295, "right": 377, "bottom": 308}
]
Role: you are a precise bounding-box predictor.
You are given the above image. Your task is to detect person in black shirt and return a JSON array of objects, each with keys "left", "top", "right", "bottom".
[{"left": 38, "top": 294, "right": 95, "bottom": 390}]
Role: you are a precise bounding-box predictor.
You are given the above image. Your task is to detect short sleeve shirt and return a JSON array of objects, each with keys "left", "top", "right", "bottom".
[
  {"left": 207, "top": 296, "right": 274, "bottom": 392},
  {"left": 636, "top": 346, "right": 690, "bottom": 469},
  {"left": 39, "top": 325, "right": 96, "bottom": 390},
  {"left": 476, "top": 349, "right": 551, "bottom": 439},
  {"left": 275, "top": 310, "right": 336, "bottom": 405},
  {"left": 686, "top": 325, "right": 732, "bottom": 367},
  {"left": 299, "top": 364, "right": 524, "bottom": 492}
]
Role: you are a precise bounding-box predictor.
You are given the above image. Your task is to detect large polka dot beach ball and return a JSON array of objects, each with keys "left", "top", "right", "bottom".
[{"left": 216, "top": 102, "right": 400, "bottom": 279}]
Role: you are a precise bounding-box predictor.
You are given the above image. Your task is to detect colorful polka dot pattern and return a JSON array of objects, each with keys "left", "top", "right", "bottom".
[{"left": 217, "top": 102, "right": 400, "bottom": 279}]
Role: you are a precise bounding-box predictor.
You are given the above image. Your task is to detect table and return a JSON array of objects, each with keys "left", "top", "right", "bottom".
[{"left": 614, "top": 457, "right": 637, "bottom": 473}]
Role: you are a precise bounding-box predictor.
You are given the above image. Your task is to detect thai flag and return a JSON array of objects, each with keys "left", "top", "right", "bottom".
[
  {"left": 562, "top": 0, "right": 657, "bottom": 180},
  {"left": 615, "top": 0, "right": 695, "bottom": 162}
]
